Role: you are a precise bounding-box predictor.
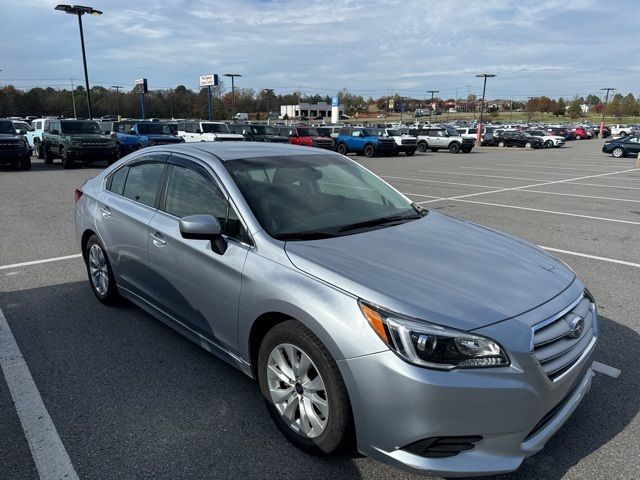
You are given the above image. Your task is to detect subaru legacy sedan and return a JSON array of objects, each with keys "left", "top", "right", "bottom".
[{"left": 75, "top": 143, "right": 597, "bottom": 476}]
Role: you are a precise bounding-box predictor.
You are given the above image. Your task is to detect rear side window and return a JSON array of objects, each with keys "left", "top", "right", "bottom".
[
  {"left": 108, "top": 166, "right": 128, "bottom": 195},
  {"left": 121, "top": 162, "right": 165, "bottom": 207}
]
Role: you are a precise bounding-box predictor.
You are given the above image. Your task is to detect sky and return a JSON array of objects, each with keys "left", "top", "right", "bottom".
[{"left": 1, "top": 0, "right": 638, "bottom": 100}]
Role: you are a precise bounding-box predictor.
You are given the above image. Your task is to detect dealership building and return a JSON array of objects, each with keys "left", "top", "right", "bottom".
[{"left": 280, "top": 102, "right": 344, "bottom": 119}]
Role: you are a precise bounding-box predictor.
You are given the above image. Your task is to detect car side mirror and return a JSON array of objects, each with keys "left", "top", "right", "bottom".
[
  {"left": 103, "top": 130, "right": 111, "bottom": 135},
  {"left": 289, "top": 132, "right": 298, "bottom": 137},
  {"left": 50, "top": 129, "right": 59, "bottom": 135},
  {"left": 17, "top": 129, "right": 27, "bottom": 135},
  {"left": 195, "top": 129, "right": 202, "bottom": 134},
  {"left": 179, "top": 214, "right": 227, "bottom": 255},
  {"left": 129, "top": 129, "right": 136, "bottom": 135}
]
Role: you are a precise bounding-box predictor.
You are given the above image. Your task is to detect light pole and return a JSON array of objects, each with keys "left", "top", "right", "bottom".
[
  {"left": 427, "top": 90, "right": 439, "bottom": 124},
  {"left": 475, "top": 73, "right": 496, "bottom": 147},
  {"left": 224, "top": 73, "right": 242, "bottom": 119},
  {"left": 55, "top": 5, "right": 102, "bottom": 119},
  {"left": 600, "top": 87, "right": 616, "bottom": 138},
  {"left": 111, "top": 85, "right": 122, "bottom": 119}
]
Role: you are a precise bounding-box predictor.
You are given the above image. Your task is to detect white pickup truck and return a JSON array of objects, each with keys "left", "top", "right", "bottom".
[
  {"left": 26, "top": 118, "right": 55, "bottom": 158},
  {"left": 177, "top": 120, "right": 244, "bottom": 142}
]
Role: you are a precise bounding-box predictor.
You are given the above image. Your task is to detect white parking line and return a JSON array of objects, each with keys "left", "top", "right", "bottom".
[
  {"left": 592, "top": 361, "right": 622, "bottom": 378},
  {"left": 382, "top": 175, "right": 498, "bottom": 190},
  {"left": 0, "top": 254, "right": 82, "bottom": 271},
  {"left": 518, "top": 189, "right": 640, "bottom": 203},
  {"left": 417, "top": 170, "right": 547, "bottom": 181},
  {"left": 568, "top": 182, "right": 640, "bottom": 191},
  {"left": 491, "top": 163, "right": 617, "bottom": 172},
  {"left": 0, "top": 307, "right": 79, "bottom": 480},
  {"left": 461, "top": 166, "right": 577, "bottom": 176},
  {"left": 403, "top": 193, "right": 443, "bottom": 199},
  {"left": 435, "top": 198, "right": 640, "bottom": 226},
  {"left": 541, "top": 246, "right": 640, "bottom": 269}
]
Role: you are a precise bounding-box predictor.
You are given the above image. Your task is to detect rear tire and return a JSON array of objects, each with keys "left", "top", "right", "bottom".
[
  {"left": 257, "top": 320, "right": 353, "bottom": 455},
  {"left": 85, "top": 235, "right": 120, "bottom": 305}
]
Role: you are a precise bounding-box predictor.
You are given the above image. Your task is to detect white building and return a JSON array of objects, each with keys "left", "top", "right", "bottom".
[{"left": 280, "top": 102, "right": 344, "bottom": 119}]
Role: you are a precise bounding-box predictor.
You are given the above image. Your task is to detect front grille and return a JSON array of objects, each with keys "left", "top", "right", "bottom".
[
  {"left": 403, "top": 436, "right": 483, "bottom": 458},
  {"left": 401, "top": 139, "right": 417, "bottom": 145},
  {"left": 532, "top": 294, "right": 596, "bottom": 381},
  {"left": 312, "top": 140, "right": 335, "bottom": 148},
  {"left": 0, "top": 141, "right": 21, "bottom": 150},
  {"left": 218, "top": 137, "right": 243, "bottom": 142},
  {"left": 80, "top": 142, "right": 110, "bottom": 147}
]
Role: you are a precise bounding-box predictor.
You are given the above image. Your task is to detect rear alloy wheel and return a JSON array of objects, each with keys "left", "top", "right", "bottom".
[
  {"left": 612, "top": 147, "right": 625, "bottom": 158},
  {"left": 336, "top": 143, "right": 348, "bottom": 155},
  {"left": 363, "top": 144, "right": 375, "bottom": 157},
  {"left": 258, "top": 320, "right": 353, "bottom": 455},
  {"left": 85, "top": 235, "right": 120, "bottom": 304},
  {"left": 417, "top": 141, "right": 427, "bottom": 152},
  {"left": 498, "top": 141, "right": 506, "bottom": 148},
  {"left": 524, "top": 142, "right": 533, "bottom": 149},
  {"left": 449, "top": 142, "right": 460, "bottom": 154},
  {"left": 35, "top": 140, "right": 44, "bottom": 159},
  {"left": 19, "top": 156, "right": 31, "bottom": 170},
  {"left": 61, "top": 148, "right": 73, "bottom": 169},
  {"left": 575, "top": 135, "right": 582, "bottom": 140},
  {"left": 544, "top": 140, "right": 554, "bottom": 148}
]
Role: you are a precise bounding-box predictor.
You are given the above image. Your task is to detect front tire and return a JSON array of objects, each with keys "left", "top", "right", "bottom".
[
  {"left": 544, "top": 140, "right": 554, "bottom": 148},
  {"left": 43, "top": 143, "right": 53, "bottom": 164},
  {"left": 417, "top": 141, "right": 427, "bottom": 152},
  {"left": 19, "top": 156, "right": 31, "bottom": 170},
  {"left": 449, "top": 142, "right": 460, "bottom": 154},
  {"left": 575, "top": 134, "right": 582, "bottom": 140},
  {"left": 612, "top": 147, "right": 625, "bottom": 158},
  {"left": 336, "top": 143, "right": 348, "bottom": 155},
  {"left": 257, "top": 320, "right": 353, "bottom": 455},
  {"left": 524, "top": 142, "right": 533, "bottom": 149},
  {"left": 498, "top": 141, "right": 506, "bottom": 148},
  {"left": 61, "top": 148, "right": 73, "bottom": 169},
  {"left": 363, "top": 144, "right": 375, "bottom": 157},
  {"left": 35, "top": 140, "right": 44, "bottom": 159},
  {"left": 85, "top": 235, "right": 120, "bottom": 304}
]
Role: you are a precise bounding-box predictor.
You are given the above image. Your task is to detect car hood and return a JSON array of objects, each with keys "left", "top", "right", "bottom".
[
  {"left": 285, "top": 212, "right": 575, "bottom": 331},
  {"left": 145, "top": 134, "right": 182, "bottom": 140},
  {"left": 63, "top": 133, "right": 110, "bottom": 140},
  {"left": 0, "top": 133, "right": 23, "bottom": 140}
]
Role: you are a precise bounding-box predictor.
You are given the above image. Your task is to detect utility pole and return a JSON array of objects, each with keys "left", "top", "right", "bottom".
[
  {"left": 70, "top": 79, "right": 77, "bottom": 118},
  {"left": 426, "top": 90, "right": 438, "bottom": 124},
  {"left": 527, "top": 96, "right": 534, "bottom": 123},
  {"left": 111, "top": 85, "right": 122, "bottom": 119},
  {"left": 509, "top": 98, "right": 513, "bottom": 122},
  {"left": 475, "top": 74, "right": 496, "bottom": 147},
  {"left": 600, "top": 87, "right": 616, "bottom": 138},
  {"left": 223, "top": 73, "right": 242, "bottom": 119}
]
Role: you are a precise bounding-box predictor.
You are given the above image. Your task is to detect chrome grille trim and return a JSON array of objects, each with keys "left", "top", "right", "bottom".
[{"left": 531, "top": 292, "right": 597, "bottom": 382}]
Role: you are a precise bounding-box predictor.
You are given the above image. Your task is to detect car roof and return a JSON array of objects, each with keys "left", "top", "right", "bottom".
[{"left": 150, "top": 141, "right": 333, "bottom": 162}]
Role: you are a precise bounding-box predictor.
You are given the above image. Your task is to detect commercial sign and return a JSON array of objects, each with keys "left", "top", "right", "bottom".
[
  {"left": 200, "top": 74, "right": 219, "bottom": 87},
  {"left": 134, "top": 78, "right": 148, "bottom": 94},
  {"left": 332, "top": 96, "right": 339, "bottom": 107}
]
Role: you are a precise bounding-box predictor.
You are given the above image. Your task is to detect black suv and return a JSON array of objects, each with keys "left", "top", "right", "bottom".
[
  {"left": 229, "top": 124, "right": 289, "bottom": 143},
  {"left": 0, "top": 118, "right": 31, "bottom": 170},
  {"left": 494, "top": 131, "right": 544, "bottom": 149}
]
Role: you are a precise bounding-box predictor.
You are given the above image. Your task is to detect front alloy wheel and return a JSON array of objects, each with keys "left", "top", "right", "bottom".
[
  {"left": 363, "top": 144, "right": 375, "bottom": 157},
  {"left": 612, "top": 147, "right": 625, "bottom": 158}
]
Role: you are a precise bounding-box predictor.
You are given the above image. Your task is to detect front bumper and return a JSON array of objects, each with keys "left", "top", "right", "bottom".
[
  {"left": 396, "top": 144, "right": 418, "bottom": 152},
  {"left": 68, "top": 147, "right": 119, "bottom": 161},
  {"left": 0, "top": 149, "right": 30, "bottom": 162},
  {"left": 338, "top": 286, "right": 597, "bottom": 477}
]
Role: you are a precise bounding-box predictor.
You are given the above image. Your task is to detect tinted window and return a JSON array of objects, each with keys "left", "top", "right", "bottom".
[
  {"left": 108, "top": 166, "right": 128, "bottom": 195},
  {"left": 0, "top": 121, "right": 15, "bottom": 134},
  {"left": 122, "top": 162, "right": 165, "bottom": 207},
  {"left": 164, "top": 164, "right": 227, "bottom": 221}
]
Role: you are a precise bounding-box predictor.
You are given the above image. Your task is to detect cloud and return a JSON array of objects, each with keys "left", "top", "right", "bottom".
[{"left": 0, "top": 0, "right": 637, "bottom": 98}]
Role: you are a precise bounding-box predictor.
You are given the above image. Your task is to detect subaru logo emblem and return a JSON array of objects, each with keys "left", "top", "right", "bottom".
[{"left": 568, "top": 316, "right": 585, "bottom": 339}]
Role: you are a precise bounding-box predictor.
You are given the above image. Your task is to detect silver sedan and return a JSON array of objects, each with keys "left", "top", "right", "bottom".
[{"left": 75, "top": 143, "right": 598, "bottom": 476}]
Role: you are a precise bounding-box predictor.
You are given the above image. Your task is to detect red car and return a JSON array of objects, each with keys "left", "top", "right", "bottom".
[
  {"left": 281, "top": 126, "right": 335, "bottom": 150},
  {"left": 572, "top": 127, "right": 588, "bottom": 140}
]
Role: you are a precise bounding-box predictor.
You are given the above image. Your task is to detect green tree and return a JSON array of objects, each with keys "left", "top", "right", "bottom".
[
  {"left": 567, "top": 97, "right": 582, "bottom": 119},
  {"left": 553, "top": 98, "right": 566, "bottom": 116}
]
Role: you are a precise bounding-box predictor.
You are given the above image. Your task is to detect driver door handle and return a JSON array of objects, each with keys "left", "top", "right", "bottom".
[
  {"left": 151, "top": 232, "right": 166, "bottom": 247},
  {"left": 100, "top": 205, "right": 111, "bottom": 218}
]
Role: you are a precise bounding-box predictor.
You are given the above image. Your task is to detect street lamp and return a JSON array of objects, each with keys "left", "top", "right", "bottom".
[
  {"left": 475, "top": 73, "right": 496, "bottom": 147},
  {"left": 55, "top": 4, "right": 102, "bottom": 119},
  {"left": 111, "top": 85, "right": 123, "bottom": 119},
  {"left": 599, "top": 87, "right": 616, "bottom": 139},
  {"left": 426, "top": 90, "right": 439, "bottom": 124},
  {"left": 223, "top": 73, "right": 242, "bottom": 119}
]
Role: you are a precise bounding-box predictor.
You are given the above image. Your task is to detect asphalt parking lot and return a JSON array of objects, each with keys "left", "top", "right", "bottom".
[{"left": 1, "top": 140, "right": 639, "bottom": 480}]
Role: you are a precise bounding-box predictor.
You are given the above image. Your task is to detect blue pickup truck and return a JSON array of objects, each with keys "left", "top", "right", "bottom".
[
  {"left": 111, "top": 120, "right": 184, "bottom": 157},
  {"left": 334, "top": 126, "right": 396, "bottom": 157}
]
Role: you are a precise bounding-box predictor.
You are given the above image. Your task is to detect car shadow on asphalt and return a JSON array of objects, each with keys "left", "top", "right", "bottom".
[
  {"left": 0, "top": 159, "right": 109, "bottom": 173},
  {"left": 0, "top": 281, "right": 636, "bottom": 480}
]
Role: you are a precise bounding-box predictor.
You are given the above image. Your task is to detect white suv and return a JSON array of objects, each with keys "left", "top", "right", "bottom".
[
  {"left": 26, "top": 118, "right": 56, "bottom": 159},
  {"left": 381, "top": 128, "right": 417, "bottom": 155},
  {"left": 610, "top": 124, "right": 633, "bottom": 137},
  {"left": 177, "top": 120, "right": 244, "bottom": 142}
]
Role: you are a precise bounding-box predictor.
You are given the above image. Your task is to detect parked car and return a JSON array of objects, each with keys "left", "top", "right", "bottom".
[
  {"left": 234, "top": 112, "right": 249, "bottom": 121},
  {"left": 26, "top": 118, "right": 56, "bottom": 158},
  {"left": 571, "top": 127, "right": 588, "bottom": 140},
  {"left": 415, "top": 127, "right": 474, "bottom": 153},
  {"left": 610, "top": 124, "right": 633, "bottom": 137},
  {"left": 280, "top": 126, "right": 335, "bottom": 150},
  {"left": 524, "top": 130, "right": 565, "bottom": 148},
  {"left": 229, "top": 124, "right": 289, "bottom": 143},
  {"left": 42, "top": 119, "right": 119, "bottom": 168},
  {"left": 11, "top": 120, "right": 32, "bottom": 134},
  {"left": 602, "top": 135, "right": 640, "bottom": 158},
  {"left": 494, "top": 131, "right": 544, "bottom": 149},
  {"left": 75, "top": 142, "right": 598, "bottom": 477},
  {"left": 113, "top": 120, "right": 185, "bottom": 157},
  {"left": 0, "top": 118, "right": 31, "bottom": 170},
  {"left": 546, "top": 127, "right": 576, "bottom": 141},
  {"left": 456, "top": 127, "right": 478, "bottom": 141},
  {"left": 380, "top": 128, "right": 417, "bottom": 155},
  {"left": 335, "top": 126, "right": 396, "bottom": 157},
  {"left": 177, "top": 120, "right": 244, "bottom": 142}
]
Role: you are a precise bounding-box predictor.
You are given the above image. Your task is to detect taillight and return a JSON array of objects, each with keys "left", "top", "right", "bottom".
[{"left": 74, "top": 188, "right": 83, "bottom": 203}]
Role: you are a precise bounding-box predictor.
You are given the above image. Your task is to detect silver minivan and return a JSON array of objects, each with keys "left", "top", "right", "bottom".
[{"left": 75, "top": 143, "right": 597, "bottom": 476}]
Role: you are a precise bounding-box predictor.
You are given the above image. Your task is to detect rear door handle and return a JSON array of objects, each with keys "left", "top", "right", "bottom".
[
  {"left": 151, "top": 232, "right": 166, "bottom": 247},
  {"left": 101, "top": 205, "right": 111, "bottom": 218}
]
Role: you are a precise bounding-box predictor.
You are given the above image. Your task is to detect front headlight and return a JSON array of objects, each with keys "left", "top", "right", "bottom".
[
  {"left": 17, "top": 141, "right": 26, "bottom": 148},
  {"left": 71, "top": 141, "right": 80, "bottom": 147},
  {"left": 148, "top": 140, "right": 156, "bottom": 146},
  {"left": 360, "top": 302, "right": 509, "bottom": 370}
]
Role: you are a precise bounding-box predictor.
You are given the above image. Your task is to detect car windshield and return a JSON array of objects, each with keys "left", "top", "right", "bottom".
[
  {"left": 13, "top": 122, "right": 31, "bottom": 131},
  {"left": 528, "top": 131, "right": 545, "bottom": 136},
  {"left": 297, "top": 127, "right": 318, "bottom": 137},
  {"left": 0, "top": 121, "right": 16, "bottom": 134},
  {"left": 521, "top": 132, "right": 533, "bottom": 138},
  {"left": 446, "top": 129, "right": 459, "bottom": 136},
  {"left": 60, "top": 121, "right": 102, "bottom": 134},
  {"left": 202, "top": 123, "right": 230, "bottom": 133},
  {"left": 137, "top": 123, "right": 172, "bottom": 135},
  {"left": 224, "top": 154, "right": 422, "bottom": 240},
  {"left": 251, "top": 125, "right": 277, "bottom": 135},
  {"left": 386, "top": 129, "right": 401, "bottom": 136}
]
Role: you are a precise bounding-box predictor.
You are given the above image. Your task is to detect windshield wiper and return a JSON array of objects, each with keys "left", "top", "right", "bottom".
[
  {"left": 275, "top": 231, "right": 339, "bottom": 241},
  {"left": 338, "top": 212, "right": 421, "bottom": 233}
]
